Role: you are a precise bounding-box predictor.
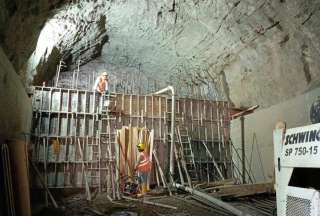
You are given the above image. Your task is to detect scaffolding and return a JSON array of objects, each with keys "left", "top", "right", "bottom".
[{"left": 30, "top": 86, "right": 232, "bottom": 197}]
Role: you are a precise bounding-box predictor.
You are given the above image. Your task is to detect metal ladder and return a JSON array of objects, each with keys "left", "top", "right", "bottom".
[
  {"left": 176, "top": 126, "right": 198, "bottom": 183},
  {"left": 97, "top": 93, "right": 119, "bottom": 198},
  {"left": 86, "top": 137, "right": 100, "bottom": 189},
  {"left": 88, "top": 93, "right": 117, "bottom": 194}
]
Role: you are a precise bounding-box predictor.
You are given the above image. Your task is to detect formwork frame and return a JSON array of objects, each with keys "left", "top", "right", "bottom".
[{"left": 30, "top": 86, "right": 232, "bottom": 192}]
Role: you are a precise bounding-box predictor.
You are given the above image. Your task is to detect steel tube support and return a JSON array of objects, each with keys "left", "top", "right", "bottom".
[
  {"left": 153, "top": 86, "right": 175, "bottom": 177},
  {"left": 240, "top": 116, "right": 246, "bottom": 184}
]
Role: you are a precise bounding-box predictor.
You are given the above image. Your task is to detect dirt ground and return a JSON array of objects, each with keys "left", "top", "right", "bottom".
[{"left": 34, "top": 192, "right": 275, "bottom": 216}]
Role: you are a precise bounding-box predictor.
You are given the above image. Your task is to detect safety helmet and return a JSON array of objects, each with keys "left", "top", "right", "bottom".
[
  {"left": 101, "top": 72, "right": 108, "bottom": 77},
  {"left": 137, "top": 143, "right": 145, "bottom": 152}
]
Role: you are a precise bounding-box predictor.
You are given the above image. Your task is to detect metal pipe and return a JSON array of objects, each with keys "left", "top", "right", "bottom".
[
  {"left": 153, "top": 86, "right": 175, "bottom": 176},
  {"left": 240, "top": 116, "right": 246, "bottom": 184},
  {"left": 55, "top": 60, "right": 65, "bottom": 87}
]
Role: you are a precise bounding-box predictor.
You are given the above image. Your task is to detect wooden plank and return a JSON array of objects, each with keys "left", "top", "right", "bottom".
[
  {"left": 151, "top": 96, "right": 154, "bottom": 130},
  {"left": 119, "top": 127, "right": 127, "bottom": 184},
  {"left": 208, "top": 182, "right": 274, "bottom": 198},
  {"left": 129, "top": 95, "right": 132, "bottom": 125},
  {"left": 132, "top": 127, "right": 139, "bottom": 176},
  {"left": 114, "top": 131, "right": 121, "bottom": 199},
  {"left": 198, "top": 179, "right": 235, "bottom": 190},
  {"left": 174, "top": 144, "right": 184, "bottom": 185},
  {"left": 152, "top": 151, "right": 166, "bottom": 188},
  {"left": 126, "top": 126, "right": 132, "bottom": 177}
]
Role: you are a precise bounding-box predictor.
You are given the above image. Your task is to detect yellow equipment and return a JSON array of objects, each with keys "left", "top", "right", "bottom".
[
  {"left": 137, "top": 143, "right": 145, "bottom": 152},
  {"left": 52, "top": 139, "right": 60, "bottom": 155}
]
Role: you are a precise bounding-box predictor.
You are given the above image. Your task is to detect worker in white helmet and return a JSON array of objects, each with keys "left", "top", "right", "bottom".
[
  {"left": 93, "top": 71, "right": 109, "bottom": 114},
  {"left": 93, "top": 72, "right": 109, "bottom": 94}
]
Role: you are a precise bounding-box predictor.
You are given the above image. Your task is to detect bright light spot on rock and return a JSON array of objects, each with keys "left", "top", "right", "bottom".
[{"left": 26, "top": 19, "right": 63, "bottom": 78}]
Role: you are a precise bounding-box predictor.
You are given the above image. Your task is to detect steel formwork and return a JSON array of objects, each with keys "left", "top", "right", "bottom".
[{"left": 30, "top": 86, "right": 232, "bottom": 193}]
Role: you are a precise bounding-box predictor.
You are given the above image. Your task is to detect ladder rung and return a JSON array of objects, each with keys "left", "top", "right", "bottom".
[
  {"left": 105, "top": 94, "right": 116, "bottom": 98},
  {"left": 99, "top": 132, "right": 115, "bottom": 135},
  {"left": 88, "top": 168, "right": 109, "bottom": 170},
  {"left": 101, "top": 118, "right": 116, "bottom": 120}
]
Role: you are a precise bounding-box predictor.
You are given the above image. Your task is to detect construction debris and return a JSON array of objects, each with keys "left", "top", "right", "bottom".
[{"left": 173, "top": 183, "right": 248, "bottom": 216}]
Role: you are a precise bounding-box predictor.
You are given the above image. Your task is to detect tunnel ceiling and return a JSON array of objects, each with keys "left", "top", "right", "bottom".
[{"left": 1, "top": 0, "right": 320, "bottom": 108}]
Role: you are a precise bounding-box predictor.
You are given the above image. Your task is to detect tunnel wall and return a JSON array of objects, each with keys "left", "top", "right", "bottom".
[
  {"left": 0, "top": 46, "right": 32, "bottom": 215},
  {"left": 231, "top": 87, "right": 320, "bottom": 183},
  {"left": 0, "top": 46, "right": 32, "bottom": 141}
]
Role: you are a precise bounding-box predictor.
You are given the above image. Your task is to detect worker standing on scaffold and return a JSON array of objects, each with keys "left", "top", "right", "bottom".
[
  {"left": 135, "top": 143, "right": 152, "bottom": 197},
  {"left": 93, "top": 71, "right": 109, "bottom": 114}
]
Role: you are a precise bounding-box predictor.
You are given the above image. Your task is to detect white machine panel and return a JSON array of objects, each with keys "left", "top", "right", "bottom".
[
  {"left": 281, "top": 123, "right": 320, "bottom": 168},
  {"left": 274, "top": 123, "right": 320, "bottom": 216}
]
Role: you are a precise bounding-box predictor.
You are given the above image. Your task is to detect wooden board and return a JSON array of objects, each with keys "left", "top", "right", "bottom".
[{"left": 208, "top": 182, "right": 274, "bottom": 198}]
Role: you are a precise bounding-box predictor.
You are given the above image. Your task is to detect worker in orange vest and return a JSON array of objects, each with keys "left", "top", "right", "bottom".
[
  {"left": 135, "top": 143, "right": 152, "bottom": 196},
  {"left": 93, "top": 72, "right": 109, "bottom": 114}
]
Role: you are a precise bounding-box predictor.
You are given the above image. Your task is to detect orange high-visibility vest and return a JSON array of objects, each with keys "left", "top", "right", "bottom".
[{"left": 137, "top": 152, "right": 152, "bottom": 172}]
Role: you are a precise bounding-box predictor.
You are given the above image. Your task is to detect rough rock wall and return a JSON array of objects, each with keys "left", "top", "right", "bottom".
[
  {"left": 2, "top": 0, "right": 320, "bottom": 107},
  {"left": 0, "top": 46, "right": 32, "bottom": 141},
  {"left": 223, "top": 1, "right": 320, "bottom": 107},
  {"left": 23, "top": 0, "right": 108, "bottom": 85},
  {"left": 56, "top": 55, "right": 171, "bottom": 95},
  {"left": 0, "top": 0, "right": 16, "bottom": 41},
  {"left": 1, "top": 0, "right": 67, "bottom": 77},
  {"left": 58, "top": 0, "right": 320, "bottom": 105},
  {"left": 1, "top": 0, "right": 108, "bottom": 85}
]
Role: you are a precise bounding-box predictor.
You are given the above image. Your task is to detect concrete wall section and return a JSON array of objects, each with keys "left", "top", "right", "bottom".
[
  {"left": 231, "top": 87, "right": 320, "bottom": 183},
  {"left": 0, "top": 46, "right": 32, "bottom": 141}
]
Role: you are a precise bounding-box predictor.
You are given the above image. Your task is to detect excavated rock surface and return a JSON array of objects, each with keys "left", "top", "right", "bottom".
[{"left": 2, "top": 0, "right": 320, "bottom": 107}]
